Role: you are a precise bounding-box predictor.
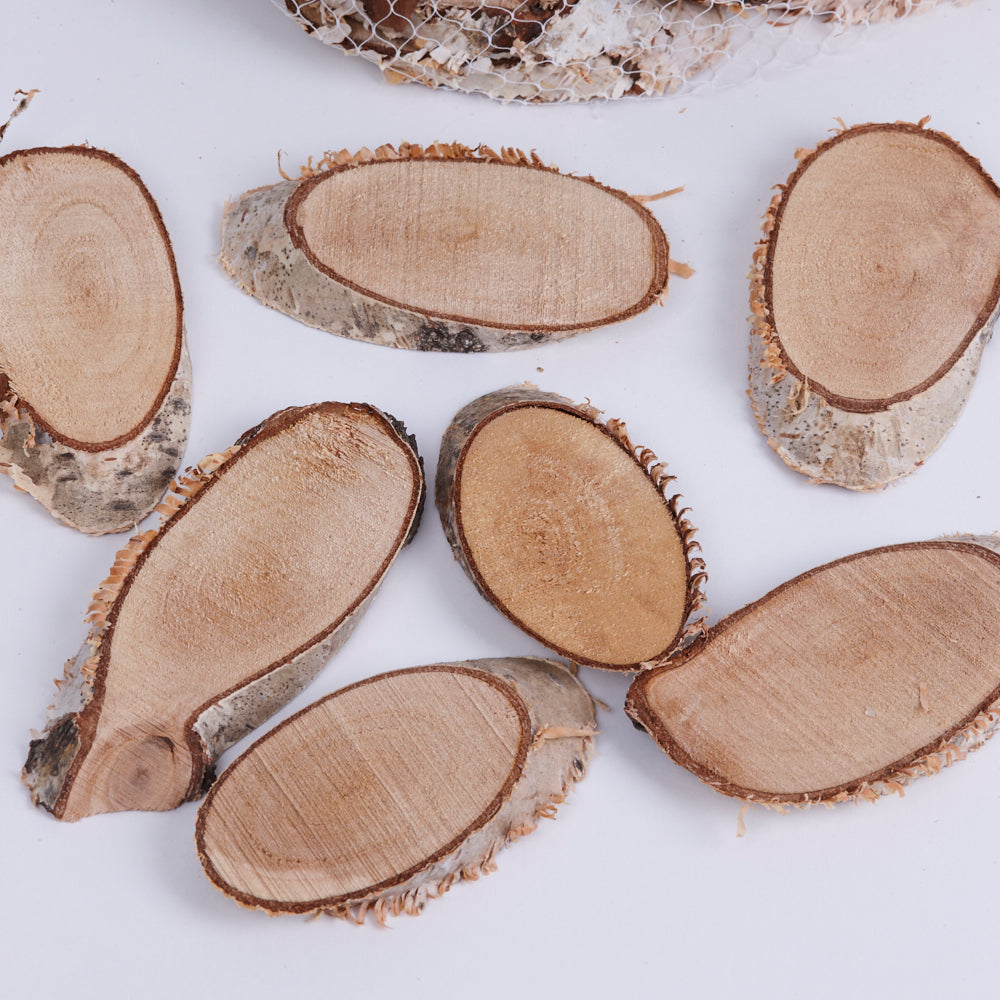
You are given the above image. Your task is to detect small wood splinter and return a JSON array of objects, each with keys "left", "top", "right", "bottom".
[
  {"left": 23, "top": 402, "right": 424, "bottom": 821},
  {"left": 0, "top": 88, "right": 38, "bottom": 144},
  {"left": 196, "top": 657, "right": 595, "bottom": 920}
]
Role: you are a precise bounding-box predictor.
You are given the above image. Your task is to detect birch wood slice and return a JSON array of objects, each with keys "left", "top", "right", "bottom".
[
  {"left": 196, "top": 657, "right": 594, "bottom": 921},
  {"left": 749, "top": 122, "right": 1000, "bottom": 491},
  {"left": 436, "top": 387, "right": 706, "bottom": 671},
  {"left": 221, "top": 143, "right": 669, "bottom": 352},
  {"left": 23, "top": 402, "right": 424, "bottom": 821},
  {"left": 625, "top": 536, "right": 1000, "bottom": 806},
  {"left": 0, "top": 145, "right": 191, "bottom": 532}
]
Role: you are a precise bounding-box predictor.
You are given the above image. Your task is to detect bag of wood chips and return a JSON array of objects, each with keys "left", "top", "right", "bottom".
[{"left": 280, "top": 0, "right": 951, "bottom": 102}]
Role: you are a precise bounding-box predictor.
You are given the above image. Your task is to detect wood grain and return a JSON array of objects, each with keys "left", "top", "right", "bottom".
[
  {"left": 24, "top": 403, "right": 424, "bottom": 820},
  {"left": 197, "top": 658, "right": 595, "bottom": 919},
  {"left": 627, "top": 538, "right": 1000, "bottom": 803}
]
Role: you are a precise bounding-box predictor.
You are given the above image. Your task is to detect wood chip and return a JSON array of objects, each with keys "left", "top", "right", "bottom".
[
  {"left": 919, "top": 683, "right": 931, "bottom": 714},
  {"left": 736, "top": 803, "right": 749, "bottom": 837}
]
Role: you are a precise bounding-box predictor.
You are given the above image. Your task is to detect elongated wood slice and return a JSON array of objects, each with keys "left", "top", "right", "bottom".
[
  {"left": 749, "top": 121, "right": 1000, "bottom": 491},
  {"left": 23, "top": 402, "right": 424, "bottom": 821},
  {"left": 220, "top": 143, "right": 669, "bottom": 352},
  {"left": 196, "top": 657, "right": 594, "bottom": 921},
  {"left": 436, "top": 387, "right": 706, "bottom": 671},
  {"left": 0, "top": 145, "right": 191, "bottom": 532},
  {"left": 626, "top": 536, "right": 1000, "bottom": 806}
]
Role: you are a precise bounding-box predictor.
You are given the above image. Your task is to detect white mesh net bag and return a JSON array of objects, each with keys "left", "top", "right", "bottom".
[{"left": 279, "top": 0, "right": 955, "bottom": 102}]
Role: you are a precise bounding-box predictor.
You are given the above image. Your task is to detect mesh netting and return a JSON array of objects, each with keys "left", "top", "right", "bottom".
[{"left": 279, "top": 0, "right": 952, "bottom": 102}]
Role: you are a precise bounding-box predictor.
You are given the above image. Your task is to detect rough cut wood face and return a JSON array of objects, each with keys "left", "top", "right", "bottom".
[
  {"left": 23, "top": 402, "right": 424, "bottom": 821},
  {"left": 0, "top": 145, "right": 190, "bottom": 531},
  {"left": 626, "top": 537, "right": 1000, "bottom": 805},
  {"left": 436, "top": 387, "right": 706, "bottom": 671},
  {"left": 749, "top": 122, "right": 1000, "bottom": 490},
  {"left": 196, "top": 657, "right": 595, "bottom": 921},
  {"left": 220, "top": 143, "right": 669, "bottom": 352}
]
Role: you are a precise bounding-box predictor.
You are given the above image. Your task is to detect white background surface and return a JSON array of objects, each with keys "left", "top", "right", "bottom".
[{"left": 4, "top": 2, "right": 1000, "bottom": 997}]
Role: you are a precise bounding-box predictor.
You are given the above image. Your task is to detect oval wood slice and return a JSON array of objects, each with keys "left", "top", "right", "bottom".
[
  {"left": 23, "top": 402, "right": 424, "bottom": 821},
  {"left": 749, "top": 121, "right": 1000, "bottom": 490},
  {"left": 436, "top": 387, "right": 706, "bottom": 671},
  {"left": 625, "top": 536, "right": 1000, "bottom": 805},
  {"left": 196, "top": 657, "right": 594, "bottom": 921},
  {"left": 0, "top": 145, "right": 191, "bottom": 532},
  {"left": 220, "top": 143, "right": 669, "bottom": 351}
]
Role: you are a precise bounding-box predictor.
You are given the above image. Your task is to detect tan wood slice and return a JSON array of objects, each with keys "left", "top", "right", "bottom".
[
  {"left": 436, "top": 387, "right": 706, "bottom": 671},
  {"left": 23, "top": 402, "right": 424, "bottom": 821},
  {"left": 220, "top": 143, "right": 669, "bottom": 352},
  {"left": 749, "top": 121, "right": 1000, "bottom": 491},
  {"left": 625, "top": 536, "right": 1000, "bottom": 806},
  {"left": 196, "top": 657, "right": 595, "bottom": 922},
  {"left": 0, "top": 145, "right": 191, "bottom": 532}
]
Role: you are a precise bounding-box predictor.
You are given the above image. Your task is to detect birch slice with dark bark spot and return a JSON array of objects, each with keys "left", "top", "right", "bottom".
[
  {"left": 749, "top": 121, "right": 1000, "bottom": 491},
  {"left": 196, "top": 657, "right": 594, "bottom": 922},
  {"left": 0, "top": 145, "right": 191, "bottom": 532},
  {"left": 220, "top": 143, "right": 669, "bottom": 352},
  {"left": 23, "top": 402, "right": 424, "bottom": 821},
  {"left": 625, "top": 536, "right": 1000, "bottom": 806},
  {"left": 436, "top": 387, "right": 706, "bottom": 671}
]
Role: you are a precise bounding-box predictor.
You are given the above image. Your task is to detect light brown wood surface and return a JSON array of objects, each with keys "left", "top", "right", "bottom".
[
  {"left": 0, "top": 146, "right": 181, "bottom": 447},
  {"left": 749, "top": 122, "right": 1000, "bottom": 491},
  {"left": 291, "top": 157, "right": 664, "bottom": 330},
  {"left": 626, "top": 538, "right": 1000, "bottom": 803},
  {"left": 221, "top": 144, "right": 669, "bottom": 351},
  {"left": 196, "top": 657, "right": 595, "bottom": 919},
  {"left": 200, "top": 667, "right": 528, "bottom": 906},
  {"left": 24, "top": 403, "right": 424, "bottom": 820},
  {"left": 0, "top": 144, "right": 190, "bottom": 532},
  {"left": 767, "top": 124, "right": 1000, "bottom": 407},
  {"left": 437, "top": 387, "right": 705, "bottom": 671}
]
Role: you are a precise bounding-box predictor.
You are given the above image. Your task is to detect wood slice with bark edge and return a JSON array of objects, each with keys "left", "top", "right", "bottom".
[
  {"left": 196, "top": 656, "right": 595, "bottom": 923},
  {"left": 281, "top": 0, "right": 732, "bottom": 102},
  {"left": 22, "top": 402, "right": 425, "bottom": 821},
  {"left": 0, "top": 144, "right": 191, "bottom": 533},
  {"left": 748, "top": 120, "right": 1000, "bottom": 491},
  {"left": 220, "top": 142, "right": 670, "bottom": 352},
  {"left": 625, "top": 535, "right": 1000, "bottom": 808},
  {"left": 436, "top": 386, "right": 707, "bottom": 671}
]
